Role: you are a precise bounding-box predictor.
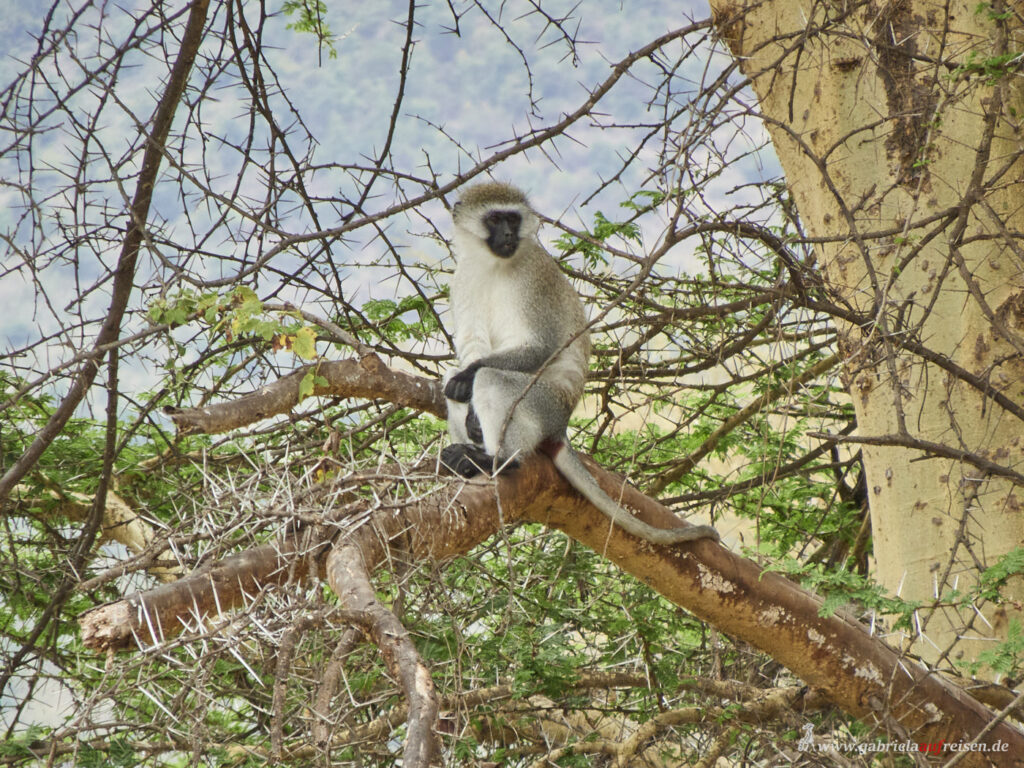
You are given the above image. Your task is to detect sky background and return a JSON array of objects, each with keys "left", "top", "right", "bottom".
[{"left": 0, "top": 0, "right": 780, "bottom": 360}]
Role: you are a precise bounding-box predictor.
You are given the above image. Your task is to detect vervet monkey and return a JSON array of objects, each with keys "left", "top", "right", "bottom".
[{"left": 441, "top": 182, "right": 719, "bottom": 546}]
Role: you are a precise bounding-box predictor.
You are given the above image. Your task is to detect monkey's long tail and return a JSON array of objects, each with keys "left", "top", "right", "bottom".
[{"left": 546, "top": 440, "right": 719, "bottom": 546}]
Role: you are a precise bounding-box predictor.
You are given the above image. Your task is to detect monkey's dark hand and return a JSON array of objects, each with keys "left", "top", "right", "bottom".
[{"left": 444, "top": 362, "right": 482, "bottom": 403}]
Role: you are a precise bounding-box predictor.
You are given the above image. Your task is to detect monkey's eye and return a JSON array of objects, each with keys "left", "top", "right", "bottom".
[{"left": 484, "top": 211, "right": 521, "bottom": 229}]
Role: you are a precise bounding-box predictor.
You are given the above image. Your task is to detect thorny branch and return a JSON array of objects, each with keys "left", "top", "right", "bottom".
[
  {"left": 4, "top": 0, "right": 1024, "bottom": 765},
  {"left": 79, "top": 358, "right": 1023, "bottom": 763},
  {"left": 0, "top": 0, "right": 211, "bottom": 500}
]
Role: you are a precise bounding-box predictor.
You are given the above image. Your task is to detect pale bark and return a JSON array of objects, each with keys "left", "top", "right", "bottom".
[
  {"left": 79, "top": 538, "right": 319, "bottom": 649},
  {"left": 7, "top": 487, "right": 182, "bottom": 582},
  {"left": 711, "top": 0, "right": 1024, "bottom": 668}
]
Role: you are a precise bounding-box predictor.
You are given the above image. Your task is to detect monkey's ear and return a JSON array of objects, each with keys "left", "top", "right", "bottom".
[{"left": 452, "top": 201, "right": 463, "bottom": 214}]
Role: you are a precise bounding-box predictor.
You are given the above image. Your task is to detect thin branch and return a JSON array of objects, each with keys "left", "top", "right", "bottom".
[
  {"left": 649, "top": 352, "right": 840, "bottom": 494},
  {"left": 0, "top": 0, "right": 211, "bottom": 500},
  {"left": 811, "top": 431, "right": 1024, "bottom": 487}
]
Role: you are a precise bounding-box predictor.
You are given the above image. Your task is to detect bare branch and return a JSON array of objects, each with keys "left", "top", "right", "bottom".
[
  {"left": 164, "top": 355, "right": 446, "bottom": 435},
  {"left": 0, "top": 0, "right": 211, "bottom": 500},
  {"left": 326, "top": 544, "right": 440, "bottom": 767}
]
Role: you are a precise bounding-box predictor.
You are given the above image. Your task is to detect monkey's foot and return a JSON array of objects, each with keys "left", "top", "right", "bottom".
[
  {"left": 441, "top": 444, "right": 519, "bottom": 478},
  {"left": 441, "top": 444, "right": 493, "bottom": 477}
]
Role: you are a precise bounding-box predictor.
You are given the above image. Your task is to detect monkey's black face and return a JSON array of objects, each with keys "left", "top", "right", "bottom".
[{"left": 483, "top": 210, "right": 521, "bottom": 258}]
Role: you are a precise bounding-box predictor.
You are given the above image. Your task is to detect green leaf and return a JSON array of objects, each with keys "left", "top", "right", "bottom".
[
  {"left": 298, "top": 370, "right": 317, "bottom": 401},
  {"left": 291, "top": 325, "right": 318, "bottom": 360}
]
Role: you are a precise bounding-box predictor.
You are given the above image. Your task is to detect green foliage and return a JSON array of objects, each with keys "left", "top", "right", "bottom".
[
  {"left": 290, "top": 325, "right": 319, "bottom": 360},
  {"left": 149, "top": 286, "right": 325, "bottom": 362},
  {"left": 361, "top": 294, "right": 440, "bottom": 343},
  {"left": 2, "top": 374, "right": 109, "bottom": 493},
  {"left": 0, "top": 727, "right": 48, "bottom": 761},
  {"left": 975, "top": 546, "right": 1024, "bottom": 602},
  {"left": 298, "top": 369, "right": 327, "bottom": 401},
  {"left": 974, "top": 1, "right": 1015, "bottom": 20},
  {"left": 951, "top": 548, "right": 1024, "bottom": 677},
  {"left": 416, "top": 529, "right": 713, "bottom": 722},
  {"left": 554, "top": 754, "right": 591, "bottom": 767},
  {"left": 767, "top": 561, "right": 920, "bottom": 630},
  {"left": 950, "top": 49, "right": 1023, "bottom": 84},
  {"left": 618, "top": 188, "right": 677, "bottom": 213},
  {"left": 963, "top": 620, "right": 1024, "bottom": 679},
  {"left": 77, "top": 738, "right": 139, "bottom": 768},
  {"left": 552, "top": 191, "right": 664, "bottom": 268},
  {"left": 280, "top": 0, "right": 338, "bottom": 58}
]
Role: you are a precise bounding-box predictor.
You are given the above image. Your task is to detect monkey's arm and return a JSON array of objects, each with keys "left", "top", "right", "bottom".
[{"left": 445, "top": 346, "right": 552, "bottom": 402}]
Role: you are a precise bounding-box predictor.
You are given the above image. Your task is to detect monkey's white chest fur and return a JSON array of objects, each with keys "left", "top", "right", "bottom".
[
  {"left": 450, "top": 247, "right": 534, "bottom": 359},
  {"left": 449, "top": 229, "right": 589, "bottom": 405}
]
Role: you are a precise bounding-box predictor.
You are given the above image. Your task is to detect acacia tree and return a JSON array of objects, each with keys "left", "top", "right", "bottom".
[
  {"left": 1, "top": 1, "right": 1022, "bottom": 767},
  {"left": 708, "top": 0, "right": 1024, "bottom": 668}
]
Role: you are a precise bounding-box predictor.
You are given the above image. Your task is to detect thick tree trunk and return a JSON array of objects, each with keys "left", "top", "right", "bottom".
[{"left": 710, "top": 0, "right": 1024, "bottom": 669}]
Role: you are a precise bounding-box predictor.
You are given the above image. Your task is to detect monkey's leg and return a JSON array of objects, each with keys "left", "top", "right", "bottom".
[
  {"left": 443, "top": 397, "right": 509, "bottom": 477},
  {"left": 443, "top": 407, "right": 520, "bottom": 477},
  {"left": 465, "top": 405, "right": 484, "bottom": 445},
  {"left": 471, "top": 369, "right": 570, "bottom": 462},
  {"left": 445, "top": 397, "right": 472, "bottom": 444}
]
